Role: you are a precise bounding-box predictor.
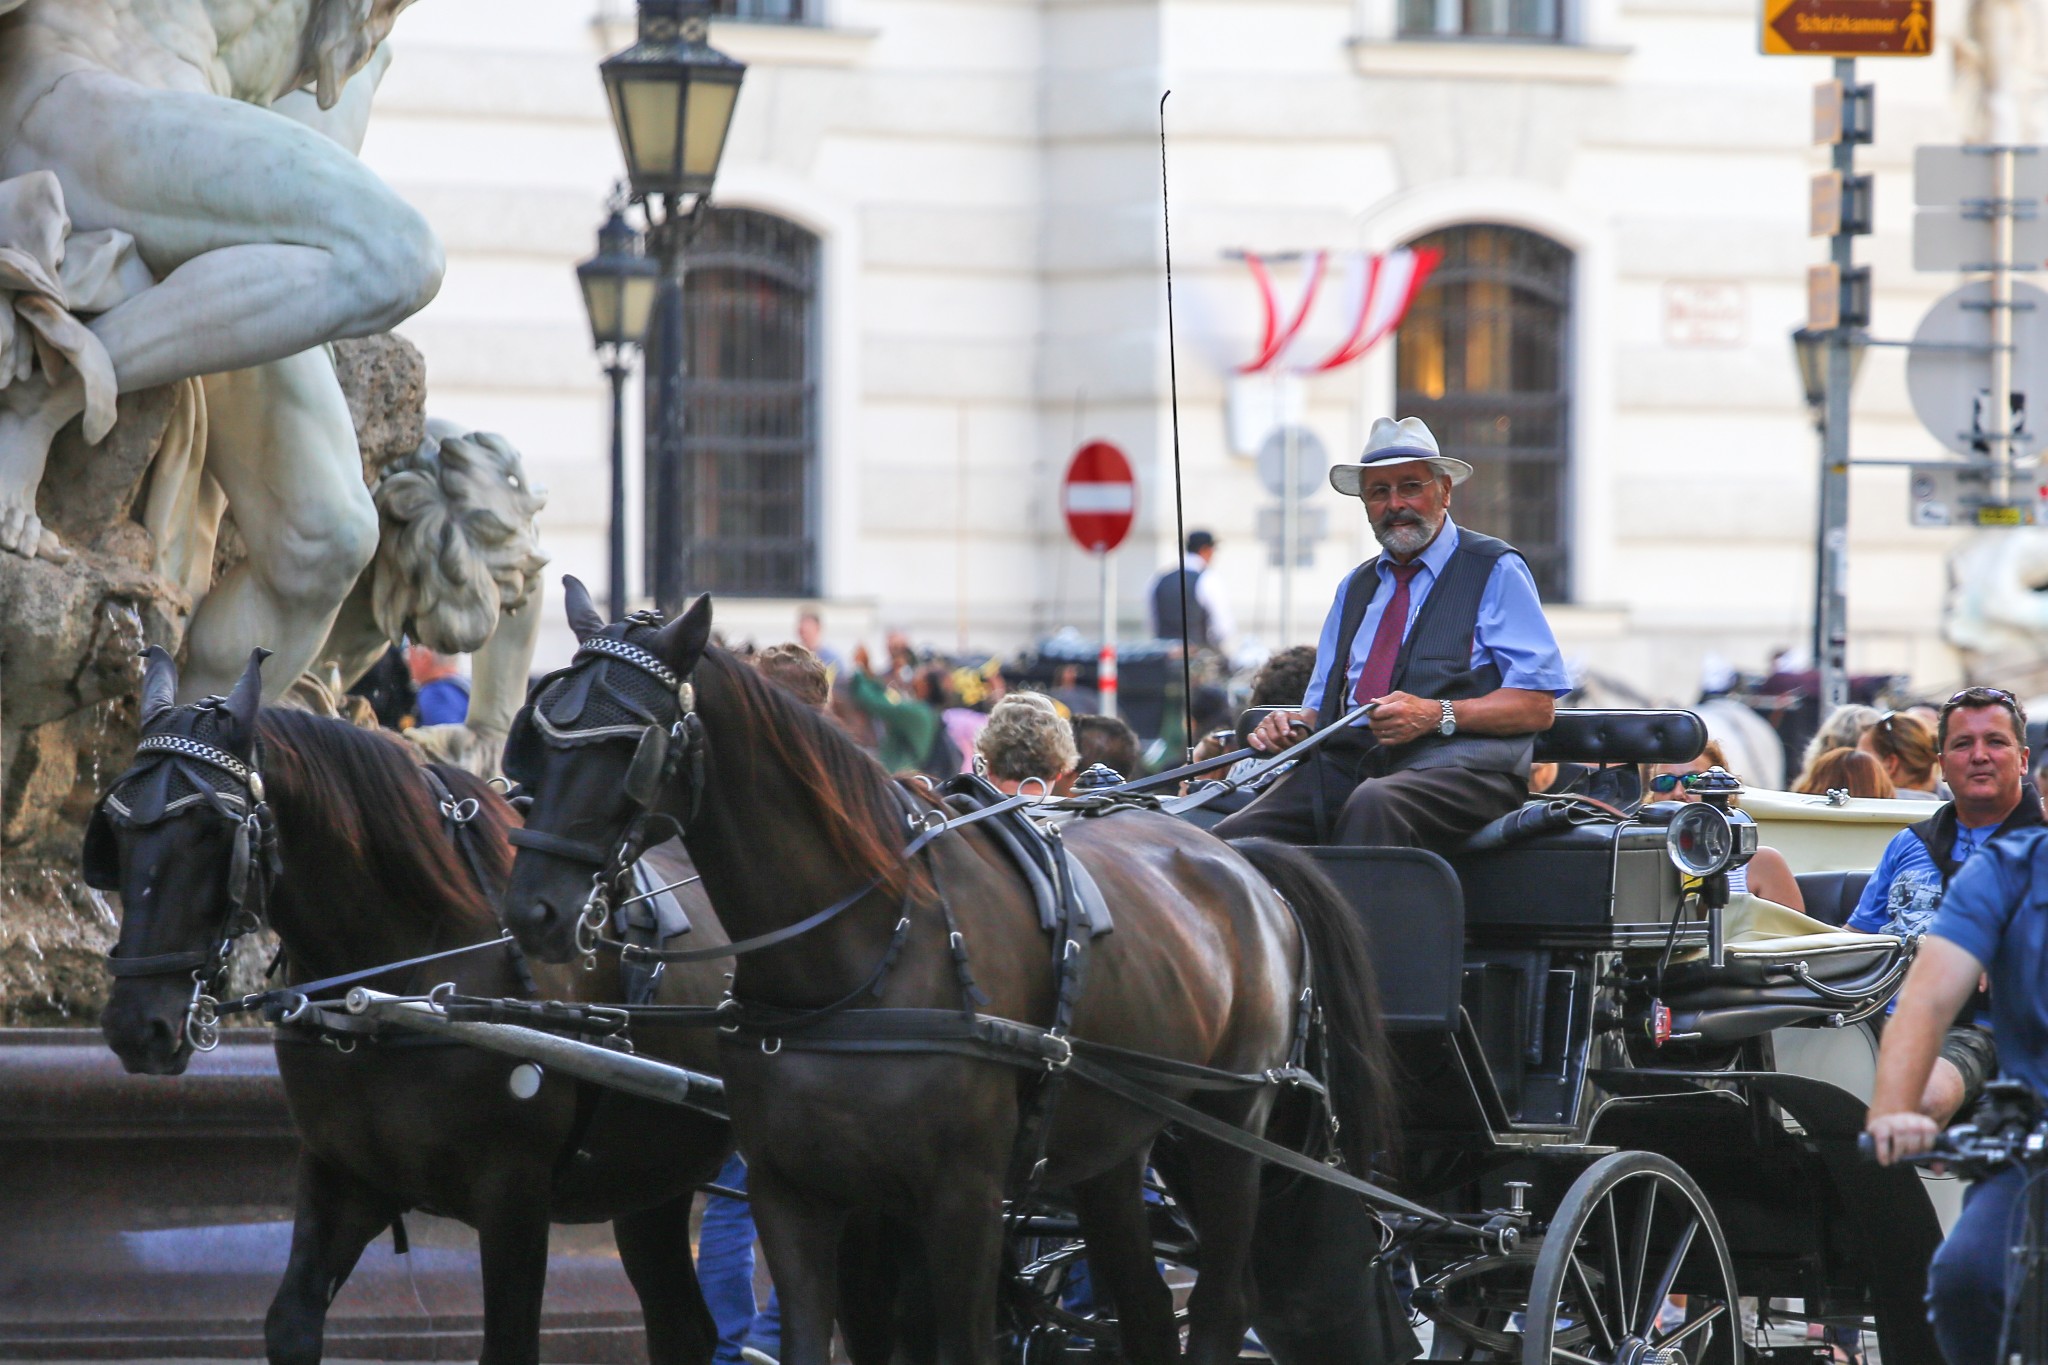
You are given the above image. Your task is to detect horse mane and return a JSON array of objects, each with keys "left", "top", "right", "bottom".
[
  {"left": 693, "top": 647, "right": 916, "bottom": 889},
  {"left": 255, "top": 708, "right": 516, "bottom": 925}
]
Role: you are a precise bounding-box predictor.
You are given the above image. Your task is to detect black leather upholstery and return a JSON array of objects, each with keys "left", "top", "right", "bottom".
[
  {"left": 1534, "top": 709, "right": 1706, "bottom": 766},
  {"left": 1306, "top": 847, "right": 1464, "bottom": 1033},
  {"left": 1794, "top": 870, "right": 1876, "bottom": 928}
]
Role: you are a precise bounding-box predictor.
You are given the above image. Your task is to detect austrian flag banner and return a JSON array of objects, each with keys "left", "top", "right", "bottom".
[{"left": 1236, "top": 246, "right": 1442, "bottom": 375}]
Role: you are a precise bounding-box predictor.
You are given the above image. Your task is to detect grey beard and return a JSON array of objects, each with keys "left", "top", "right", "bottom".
[{"left": 1373, "top": 517, "right": 1436, "bottom": 557}]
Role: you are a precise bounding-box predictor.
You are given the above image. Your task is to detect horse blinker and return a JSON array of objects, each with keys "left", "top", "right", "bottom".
[{"left": 625, "top": 725, "right": 671, "bottom": 808}]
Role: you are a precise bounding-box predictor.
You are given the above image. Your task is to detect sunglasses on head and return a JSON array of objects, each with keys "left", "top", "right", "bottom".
[{"left": 1950, "top": 687, "right": 2018, "bottom": 704}]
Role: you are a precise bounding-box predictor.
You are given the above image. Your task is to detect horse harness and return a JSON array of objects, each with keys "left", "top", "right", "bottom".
[
  {"left": 86, "top": 709, "right": 285, "bottom": 1053},
  {"left": 498, "top": 622, "right": 1465, "bottom": 1229}
]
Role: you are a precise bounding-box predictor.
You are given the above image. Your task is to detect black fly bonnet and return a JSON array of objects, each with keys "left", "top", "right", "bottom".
[
  {"left": 503, "top": 616, "right": 704, "bottom": 953},
  {"left": 85, "top": 683, "right": 281, "bottom": 1048}
]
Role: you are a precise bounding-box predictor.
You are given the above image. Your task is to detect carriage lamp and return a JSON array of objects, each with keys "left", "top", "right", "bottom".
[
  {"left": 600, "top": 0, "right": 746, "bottom": 204},
  {"left": 1665, "top": 790, "right": 1758, "bottom": 970}
]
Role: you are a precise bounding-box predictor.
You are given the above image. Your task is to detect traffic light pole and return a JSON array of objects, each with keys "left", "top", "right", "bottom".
[{"left": 1816, "top": 55, "right": 1857, "bottom": 715}]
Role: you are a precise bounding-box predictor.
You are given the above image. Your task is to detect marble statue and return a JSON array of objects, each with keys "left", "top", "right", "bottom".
[
  {"left": 1955, "top": 0, "right": 2048, "bottom": 143},
  {"left": 0, "top": 0, "right": 441, "bottom": 700},
  {"left": 1943, "top": 529, "right": 2048, "bottom": 661},
  {"left": 318, "top": 419, "right": 550, "bottom": 775}
]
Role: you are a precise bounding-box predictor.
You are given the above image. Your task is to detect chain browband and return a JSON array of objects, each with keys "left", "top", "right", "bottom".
[
  {"left": 575, "top": 635, "right": 682, "bottom": 690},
  {"left": 134, "top": 734, "right": 260, "bottom": 794}
]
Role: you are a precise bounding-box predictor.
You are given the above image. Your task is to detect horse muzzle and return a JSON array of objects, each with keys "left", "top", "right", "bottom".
[{"left": 100, "top": 986, "right": 196, "bottom": 1076}]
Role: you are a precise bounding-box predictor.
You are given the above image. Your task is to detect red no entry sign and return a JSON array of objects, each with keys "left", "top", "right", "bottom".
[{"left": 1062, "top": 441, "right": 1135, "bottom": 553}]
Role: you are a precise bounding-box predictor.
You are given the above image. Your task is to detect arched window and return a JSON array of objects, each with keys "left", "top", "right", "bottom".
[
  {"left": 1394, "top": 224, "right": 1573, "bottom": 599},
  {"left": 648, "top": 207, "right": 818, "bottom": 600}
]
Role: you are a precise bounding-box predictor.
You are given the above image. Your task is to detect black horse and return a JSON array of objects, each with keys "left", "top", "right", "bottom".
[
  {"left": 498, "top": 583, "right": 1396, "bottom": 1365},
  {"left": 90, "top": 646, "right": 736, "bottom": 1365}
]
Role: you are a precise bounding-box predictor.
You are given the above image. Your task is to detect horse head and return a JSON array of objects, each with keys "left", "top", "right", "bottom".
[
  {"left": 500, "top": 575, "right": 712, "bottom": 963},
  {"left": 92, "top": 646, "right": 274, "bottom": 1075}
]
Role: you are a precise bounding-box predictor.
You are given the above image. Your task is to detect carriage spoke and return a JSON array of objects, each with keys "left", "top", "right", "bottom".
[
  {"left": 1602, "top": 1193, "right": 1628, "bottom": 1341},
  {"left": 1637, "top": 1213, "right": 1700, "bottom": 1338},
  {"left": 1625, "top": 1181, "right": 1657, "bottom": 1335},
  {"left": 1551, "top": 1347, "right": 1606, "bottom": 1365},
  {"left": 1654, "top": 1299, "right": 1728, "bottom": 1352},
  {"left": 1566, "top": 1252, "right": 1617, "bottom": 1355}
]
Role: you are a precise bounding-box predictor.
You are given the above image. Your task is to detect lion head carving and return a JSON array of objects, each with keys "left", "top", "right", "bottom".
[{"left": 370, "top": 419, "right": 547, "bottom": 656}]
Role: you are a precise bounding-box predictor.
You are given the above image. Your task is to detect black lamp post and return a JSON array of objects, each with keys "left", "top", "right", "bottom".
[
  {"left": 599, "top": 0, "right": 746, "bottom": 612},
  {"left": 577, "top": 207, "right": 658, "bottom": 620}
]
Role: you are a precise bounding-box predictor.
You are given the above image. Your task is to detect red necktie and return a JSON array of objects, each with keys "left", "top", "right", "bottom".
[{"left": 1354, "top": 562, "right": 1423, "bottom": 707}]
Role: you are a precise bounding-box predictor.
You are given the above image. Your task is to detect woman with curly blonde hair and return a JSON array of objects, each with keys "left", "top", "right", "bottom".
[{"left": 975, "top": 692, "right": 1078, "bottom": 794}]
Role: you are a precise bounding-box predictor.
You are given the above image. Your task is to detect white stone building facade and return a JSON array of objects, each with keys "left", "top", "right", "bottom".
[{"left": 358, "top": 0, "right": 1981, "bottom": 704}]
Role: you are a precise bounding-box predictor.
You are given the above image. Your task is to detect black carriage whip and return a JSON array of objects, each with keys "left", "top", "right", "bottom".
[{"left": 1160, "top": 90, "right": 1195, "bottom": 761}]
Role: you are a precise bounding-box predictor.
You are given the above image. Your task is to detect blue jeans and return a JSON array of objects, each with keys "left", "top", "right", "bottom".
[
  {"left": 698, "top": 1155, "right": 782, "bottom": 1364},
  {"left": 1928, "top": 1164, "right": 2031, "bottom": 1365}
]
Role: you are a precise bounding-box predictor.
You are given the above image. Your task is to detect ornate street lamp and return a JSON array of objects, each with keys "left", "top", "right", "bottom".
[
  {"left": 598, "top": 0, "right": 746, "bottom": 612},
  {"left": 577, "top": 207, "right": 659, "bottom": 620},
  {"left": 601, "top": 0, "right": 745, "bottom": 204},
  {"left": 1790, "top": 326, "right": 1867, "bottom": 430}
]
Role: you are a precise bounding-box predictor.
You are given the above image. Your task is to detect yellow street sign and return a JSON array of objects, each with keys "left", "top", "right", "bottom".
[{"left": 1763, "top": 0, "right": 1933, "bottom": 56}]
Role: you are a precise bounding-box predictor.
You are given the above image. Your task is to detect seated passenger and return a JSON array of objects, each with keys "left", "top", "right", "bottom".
[
  {"left": 1215, "top": 417, "right": 1571, "bottom": 851},
  {"left": 1793, "top": 746, "right": 1894, "bottom": 799},
  {"left": 1647, "top": 741, "right": 1805, "bottom": 912},
  {"left": 1857, "top": 709, "right": 1942, "bottom": 800},
  {"left": 1848, "top": 687, "right": 2041, "bottom": 1123},
  {"left": 1070, "top": 712, "right": 1141, "bottom": 785},
  {"left": 1792, "top": 702, "right": 1883, "bottom": 792},
  {"left": 1189, "top": 645, "right": 1317, "bottom": 768},
  {"left": 975, "top": 692, "right": 1077, "bottom": 795}
]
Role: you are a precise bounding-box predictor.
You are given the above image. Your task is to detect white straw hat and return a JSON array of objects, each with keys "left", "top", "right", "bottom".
[{"left": 1328, "top": 416, "right": 1474, "bottom": 496}]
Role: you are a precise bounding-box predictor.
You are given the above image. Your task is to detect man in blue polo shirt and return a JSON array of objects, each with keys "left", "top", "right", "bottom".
[
  {"left": 1216, "top": 415, "right": 1572, "bottom": 851},
  {"left": 1868, "top": 799, "right": 2048, "bottom": 1365},
  {"left": 1850, "top": 689, "right": 2038, "bottom": 1126}
]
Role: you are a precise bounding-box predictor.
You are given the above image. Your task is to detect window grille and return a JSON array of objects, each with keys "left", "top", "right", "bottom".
[
  {"left": 1397, "top": 0, "right": 1561, "bottom": 40},
  {"left": 647, "top": 208, "right": 819, "bottom": 599},
  {"left": 1394, "top": 224, "right": 1573, "bottom": 600}
]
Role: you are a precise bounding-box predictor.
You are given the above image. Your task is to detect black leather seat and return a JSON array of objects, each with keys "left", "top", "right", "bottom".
[
  {"left": 1534, "top": 709, "right": 1706, "bottom": 766},
  {"left": 1795, "top": 870, "right": 1875, "bottom": 928}
]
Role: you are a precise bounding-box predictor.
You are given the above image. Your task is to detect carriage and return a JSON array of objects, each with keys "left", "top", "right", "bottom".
[
  {"left": 1264, "top": 708, "right": 1941, "bottom": 1363},
  {"left": 92, "top": 624, "right": 1945, "bottom": 1365},
  {"left": 329, "top": 704, "right": 1940, "bottom": 1365}
]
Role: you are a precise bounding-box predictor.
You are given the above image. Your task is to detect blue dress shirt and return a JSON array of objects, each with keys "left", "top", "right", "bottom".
[{"left": 1299, "top": 518, "right": 1573, "bottom": 722}]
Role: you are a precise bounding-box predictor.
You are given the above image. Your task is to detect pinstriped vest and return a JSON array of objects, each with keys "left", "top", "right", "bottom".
[{"left": 1315, "top": 530, "right": 1536, "bottom": 778}]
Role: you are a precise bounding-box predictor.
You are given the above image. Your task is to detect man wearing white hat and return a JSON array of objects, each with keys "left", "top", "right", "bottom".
[{"left": 1213, "top": 416, "right": 1571, "bottom": 850}]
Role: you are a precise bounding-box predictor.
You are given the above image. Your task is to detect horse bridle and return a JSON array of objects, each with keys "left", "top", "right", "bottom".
[
  {"left": 503, "top": 618, "right": 706, "bottom": 968},
  {"left": 90, "top": 726, "right": 282, "bottom": 1052}
]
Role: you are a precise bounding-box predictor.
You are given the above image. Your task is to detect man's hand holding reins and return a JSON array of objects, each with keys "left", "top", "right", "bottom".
[
  {"left": 1246, "top": 709, "right": 1315, "bottom": 754},
  {"left": 1367, "top": 692, "right": 1439, "bottom": 745}
]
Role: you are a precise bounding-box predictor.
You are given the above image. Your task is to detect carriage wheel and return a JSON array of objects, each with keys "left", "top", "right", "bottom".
[
  {"left": 1415, "top": 1250, "right": 1558, "bottom": 1359},
  {"left": 1520, "top": 1151, "right": 1741, "bottom": 1365}
]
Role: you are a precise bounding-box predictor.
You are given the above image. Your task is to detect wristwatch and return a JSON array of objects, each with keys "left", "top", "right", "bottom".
[{"left": 1437, "top": 700, "right": 1457, "bottom": 737}]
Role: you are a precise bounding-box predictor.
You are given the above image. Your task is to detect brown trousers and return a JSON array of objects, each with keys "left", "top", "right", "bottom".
[{"left": 1211, "top": 730, "right": 1526, "bottom": 851}]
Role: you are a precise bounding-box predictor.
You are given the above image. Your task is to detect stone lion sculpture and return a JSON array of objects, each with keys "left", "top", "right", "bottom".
[{"left": 318, "top": 418, "right": 549, "bottom": 776}]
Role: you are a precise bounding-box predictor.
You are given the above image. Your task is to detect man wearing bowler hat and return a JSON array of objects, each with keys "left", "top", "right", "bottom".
[{"left": 1213, "top": 416, "right": 1571, "bottom": 850}]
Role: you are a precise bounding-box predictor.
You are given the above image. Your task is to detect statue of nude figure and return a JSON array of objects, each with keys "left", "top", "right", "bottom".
[{"left": 0, "top": 0, "right": 442, "bottom": 700}]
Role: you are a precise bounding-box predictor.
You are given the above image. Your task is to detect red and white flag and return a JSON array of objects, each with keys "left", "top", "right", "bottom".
[{"left": 1235, "top": 247, "right": 1441, "bottom": 375}]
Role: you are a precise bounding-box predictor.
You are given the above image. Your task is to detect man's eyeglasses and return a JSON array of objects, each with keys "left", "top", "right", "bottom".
[
  {"left": 1950, "top": 687, "right": 2019, "bottom": 704},
  {"left": 1362, "top": 479, "right": 1434, "bottom": 505}
]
